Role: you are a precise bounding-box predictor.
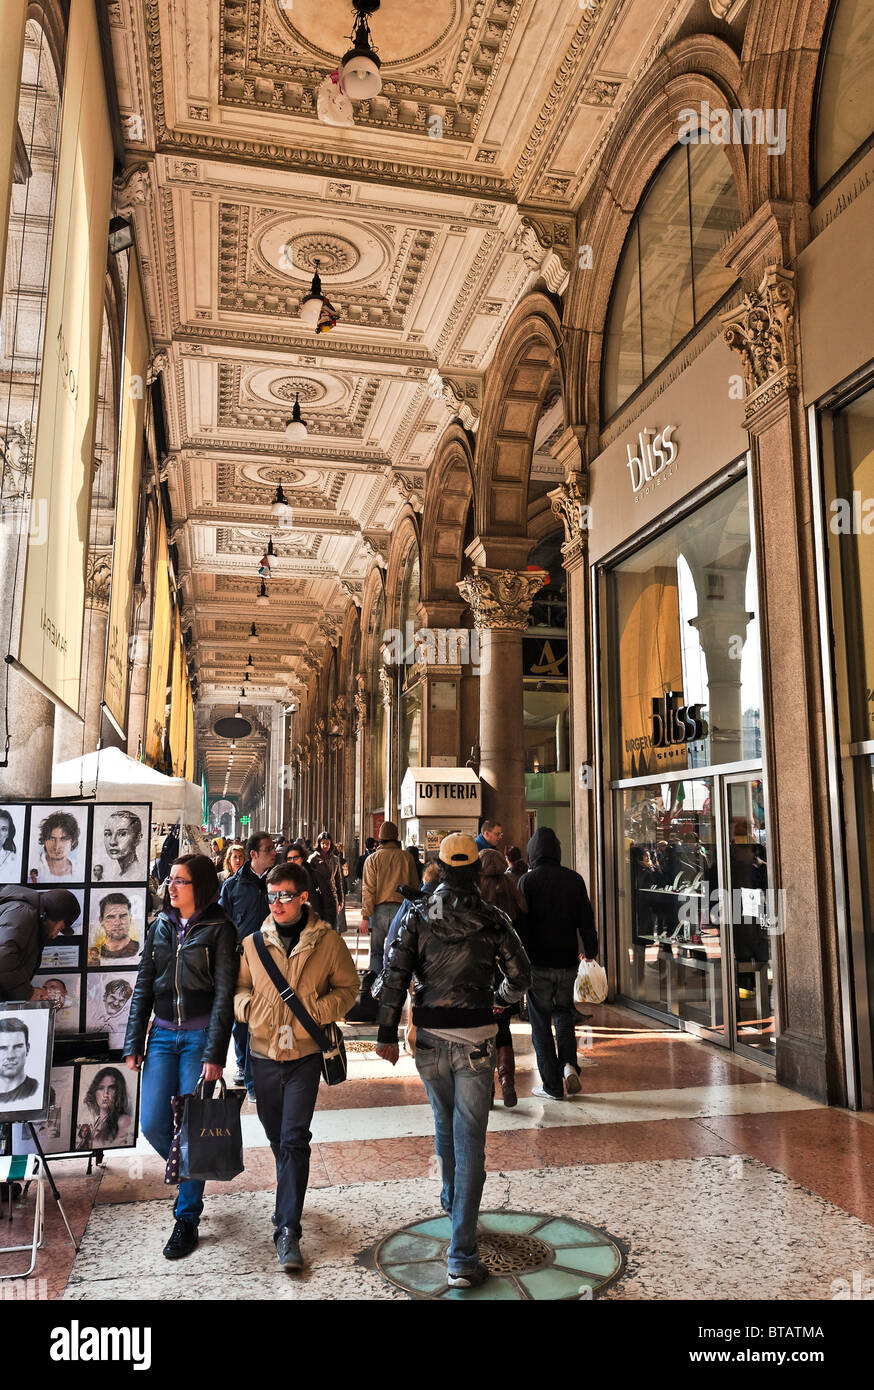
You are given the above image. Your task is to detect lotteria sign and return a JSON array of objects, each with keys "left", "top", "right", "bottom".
[{"left": 626, "top": 425, "right": 678, "bottom": 501}]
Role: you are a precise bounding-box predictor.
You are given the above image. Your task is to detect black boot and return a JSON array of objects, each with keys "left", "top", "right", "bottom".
[
  {"left": 276, "top": 1226, "right": 303, "bottom": 1271},
  {"left": 163, "top": 1218, "right": 198, "bottom": 1260}
]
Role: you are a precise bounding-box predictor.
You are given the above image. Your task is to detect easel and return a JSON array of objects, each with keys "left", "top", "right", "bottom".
[{"left": 0, "top": 1120, "right": 80, "bottom": 1262}]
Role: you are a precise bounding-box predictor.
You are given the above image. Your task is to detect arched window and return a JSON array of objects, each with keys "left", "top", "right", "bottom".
[
  {"left": 815, "top": 0, "right": 874, "bottom": 192},
  {"left": 602, "top": 142, "right": 740, "bottom": 420}
]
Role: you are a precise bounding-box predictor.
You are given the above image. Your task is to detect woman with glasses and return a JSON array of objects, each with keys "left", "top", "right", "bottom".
[
  {"left": 284, "top": 841, "right": 324, "bottom": 920},
  {"left": 123, "top": 854, "right": 237, "bottom": 1262},
  {"left": 235, "top": 860, "right": 358, "bottom": 1272}
]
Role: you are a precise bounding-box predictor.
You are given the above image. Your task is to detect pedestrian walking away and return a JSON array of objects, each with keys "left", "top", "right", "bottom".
[
  {"left": 360, "top": 821, "right": 419, "bottom": 976},
  {"left": 478, "top": 848, "right": 528, "bottom": 1107},
  {"left": 234, "top": 861, "right": 358, "bottom": 1271},
  {"left": 376, "top": 833, "right": 531, "bottom": 1290},
  {"left": 519, "top": 827, "right": 598, "bottom": 1101},
  {"left": 123, "top": 855, "right": 237, "bottom": 1261}
]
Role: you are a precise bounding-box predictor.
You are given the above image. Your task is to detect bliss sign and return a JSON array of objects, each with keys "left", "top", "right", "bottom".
[{"left": 626, "top": 425, "right": 678, "bottom": 499}]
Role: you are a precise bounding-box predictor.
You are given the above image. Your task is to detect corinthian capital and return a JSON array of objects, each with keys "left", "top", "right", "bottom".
[
  {"left": 548, "top": 472, "right": 589, "bottom": 557},
  {"left": 457, "top": 567, "right": 548, "bottom": 632},
  {"left": 721, "top": 264, "right": 796, "bottom": 427}
]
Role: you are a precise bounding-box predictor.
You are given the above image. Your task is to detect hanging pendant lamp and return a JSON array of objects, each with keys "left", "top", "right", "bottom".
[
  {"left": 284, "top": 393, "right": 308, "bottom": 441},
  {"left": 256, "top": 579, "right": 269, "bottom": 607},
  {"left": 340, "top": 1, "right": 382, "bottom": 100}
]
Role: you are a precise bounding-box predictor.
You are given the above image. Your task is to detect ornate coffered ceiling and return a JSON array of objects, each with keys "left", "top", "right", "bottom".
[{"left": 108, "top": 0, "right": 691, "bottom": 794}]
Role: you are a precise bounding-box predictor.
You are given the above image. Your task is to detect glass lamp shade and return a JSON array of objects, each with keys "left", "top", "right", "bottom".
[
  {"left": 299, "top": 294, "right": 323, "bottom": 329},
  {"left": 285, "top": 417, "right": 308, "bottom": 441},
  {"left": 340, "top": 49, "right": 382, "bottom": 100},
  {"left": 271, "top": 496, "right": 290, "bottom": 519}
]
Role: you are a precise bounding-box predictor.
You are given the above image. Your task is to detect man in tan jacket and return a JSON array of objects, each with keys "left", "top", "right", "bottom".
[
  {"left": 235, "top": 861, "right": 358, "bottom": 1271},
  {"left": 360, "top": 821, "right": 419, "bottom": 978}
]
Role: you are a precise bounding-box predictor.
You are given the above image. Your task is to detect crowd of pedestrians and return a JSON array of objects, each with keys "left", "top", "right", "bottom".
[{"left": 0, "top": 812, "right": 602, "bottom": 1287}]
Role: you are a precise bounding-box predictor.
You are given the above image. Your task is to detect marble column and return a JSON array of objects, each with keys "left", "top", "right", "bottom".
[
  {"left": 722, "top": 247, "right": 841, "bottom": 1103},
  {"left": 548, "top": 437, "right": 594, "bottom": 882},
  {"left": 457, "top": 565, "right": 548, "bottom": 849}
]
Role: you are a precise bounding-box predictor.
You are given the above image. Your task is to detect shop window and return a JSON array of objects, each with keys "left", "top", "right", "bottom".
[
  {"left": 815, "top": 0, "right": 874, "bottom": 192},
  {"left": 601, "top": 144, "right": 739, "bottom": 420},
  {"left": 607, "top": 477, "right": 761, "bottom": 780}
]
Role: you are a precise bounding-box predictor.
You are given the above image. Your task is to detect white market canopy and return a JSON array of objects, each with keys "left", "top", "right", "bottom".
[{"left": 52, "top": 746, "right": 202, "bottom": 822}]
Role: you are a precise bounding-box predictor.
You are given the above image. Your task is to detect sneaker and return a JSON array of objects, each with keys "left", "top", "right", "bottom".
[
  {"left": 447, "top": 1262, "right": 490, "bottom": 1289},
  {"left": 163, "top": 1218, "right": 198, "bottom": 1260},
  {"left": 531, "top": 1084, "right": 565, "bottom": 1101},
  {"left": 276, "top": 1227, "right": 303, "bottom": 1271},
  {"left": 247, "top": 1091, "right": 257, "bottom": 1105},
  {"left": 564, "top": 1064, "right": 582, "bottom": 1095},
  {"left": 233, "top": 1071, "right": 246, "bottom": 1087}
]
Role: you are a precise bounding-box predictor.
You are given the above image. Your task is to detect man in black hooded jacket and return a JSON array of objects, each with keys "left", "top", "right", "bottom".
[{"left": 519, "top": 827, "right": 598, "bottom": 1101}]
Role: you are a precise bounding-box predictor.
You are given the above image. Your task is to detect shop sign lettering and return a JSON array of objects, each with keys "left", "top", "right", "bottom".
[
  {"left": 651, "top": 691, "right": 708, "bottom": 749},
  {"left": 626, "top": 425, "right": 678, "bottom": 499}
]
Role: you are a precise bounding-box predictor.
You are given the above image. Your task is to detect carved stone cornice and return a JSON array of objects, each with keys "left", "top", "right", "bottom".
[
  {"left": 318, "top": 615, "right": 341, "bottom": 648},
  {"left": 313, "top": 717, "right": 326, "bottom": 761},
  {"left": 353, "top": 673, "right": 368, "bottom": 729},
  {"left": 548, "top": 472, "right": 590, "bottom": 569},
  {"left": 510, "top": 213, "right": 573, "bottom": 293},
  {"left": 85, "top": 550, "right": 114, "bottom": 613},
  {"left": 457, "top": 567, "right": 548, "bottom": 632},
  {"left": 146, "top": 351, "right": 170, "bottom": 385},
  {"left": 114, "top": 163, "right": 151, "bottom": 208},
  {"left": 430, "top": 373, "right": 483, "bottom": 432},
  {"left": 721, "top": 265, "right": 796, "bottom": 430}
]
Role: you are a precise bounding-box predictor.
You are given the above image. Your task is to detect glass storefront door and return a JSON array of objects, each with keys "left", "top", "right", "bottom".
[
  {"left": 723, "top": 774, "right": 776, "bottom": 1056},
  {"left": 603, "top": 470, "right": 775, "bottom": 1061}
]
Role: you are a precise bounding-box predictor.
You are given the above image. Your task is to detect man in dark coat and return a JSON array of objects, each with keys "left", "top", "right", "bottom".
[
  {"left": 0, "top": 887, "right": 81, "bottom": 1001},
  {"left": 519, "top": 827, "right": 598, "bottom": 1101}
]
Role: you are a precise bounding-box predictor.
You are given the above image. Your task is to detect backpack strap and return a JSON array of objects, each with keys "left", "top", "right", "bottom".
[{"left": 250, "top": 931, "right": 328, "bottom": 1051}]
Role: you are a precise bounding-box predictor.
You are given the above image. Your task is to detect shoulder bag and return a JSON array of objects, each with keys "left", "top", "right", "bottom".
[{"left": 250, "top": 931, "right": 347, "bottom": 1085}]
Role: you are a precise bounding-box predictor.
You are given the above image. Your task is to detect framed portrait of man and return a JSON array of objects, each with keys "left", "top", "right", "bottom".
[
  {"left": 75, "top": 1062, "right": 138, "bottom": 1151},
  {"left": 0, "top": 1000, "right": 55, "bottom": 1123},
  {"left": 86, "top": 971, "right": 135, "bottom": 1050},
  {"left": 0, "top": 803, "right": 26, "bottom": 886},
  {"left": 27, "top": 805, "right": 88, "bottom": 885},
  {"left": 31, "top": 972, "right": 82, "bottom": 1035},
  {"left": 12, "top": 1066, "right": 75, "bottom": 1154},
  {"left": 91, "top": 805, "right": 149, "bottom": 884},
  {"left": 87, "top": 887, "right": 146, "bottom": 967}
]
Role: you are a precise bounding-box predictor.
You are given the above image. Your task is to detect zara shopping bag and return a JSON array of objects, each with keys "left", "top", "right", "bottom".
[{"left": 167, "top": 1077, "right": 245, "bottom": 1184}]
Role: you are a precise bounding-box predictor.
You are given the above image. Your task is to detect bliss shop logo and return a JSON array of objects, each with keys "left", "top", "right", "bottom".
[{"left": 626, "top": 426, "right": 678, "bottom": 498}]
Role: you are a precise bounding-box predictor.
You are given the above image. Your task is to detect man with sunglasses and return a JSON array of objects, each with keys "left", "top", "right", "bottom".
[{"left": 234, "top": 861, "right": 358, "bottom": 1272}]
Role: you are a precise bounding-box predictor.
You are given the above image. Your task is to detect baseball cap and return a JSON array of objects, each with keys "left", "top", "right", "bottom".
[{"left": 438, "top": 833, "right": 480, "bottom": 867}]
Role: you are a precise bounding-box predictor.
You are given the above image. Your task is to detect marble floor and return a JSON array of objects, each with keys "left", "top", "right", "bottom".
[{"left": 4, "top": 916, "right": 874, "bottom": 1301}]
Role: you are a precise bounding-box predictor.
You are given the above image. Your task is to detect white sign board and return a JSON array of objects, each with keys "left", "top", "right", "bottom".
[{"left": 400, "top": 766, "right": 482, "bottom": 821}]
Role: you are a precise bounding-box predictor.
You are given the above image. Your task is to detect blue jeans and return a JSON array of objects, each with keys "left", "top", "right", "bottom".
[
  {"left": 415, "top": 1030, "right": 495, "bottom": 1275},
  {"left": 249, "top": 1051, "right": 322, "bottom": 1239},
  {"left": 369, "top": 902, "right": 398, "bottom": 976},
  {"left": 527, "top": 966, "right": 579, "bottom": 1097},
  {"left": 140, "top": 1025, "right": 213, "bottom": 1226}
]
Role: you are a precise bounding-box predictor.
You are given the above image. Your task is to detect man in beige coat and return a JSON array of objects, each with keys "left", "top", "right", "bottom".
[
  {"left": 235, "top": 861, "right": 358, "bottom": 1270},
  {"left": 360, "top": 821, "right": 419, "bottom": 978}
]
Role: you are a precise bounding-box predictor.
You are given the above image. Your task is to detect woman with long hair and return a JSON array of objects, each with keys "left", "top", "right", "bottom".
[
  {"left": 123, "top": 854, "right": 237, "bottom": 1261},
  {"left": 0, "top": 809, "right": 18, "bottom": 873},
  {"left": 219, "top": 843, "right": 246, "bottom": 883},
  {"left": 478, "top": 849, "right": 528, "bottom": 1108},
  {"left": 307, "top": 831, "right": 344, "bottom": 931},
  {"left": 76, "top": 1067, "right": 132, "bottom": 1149}
]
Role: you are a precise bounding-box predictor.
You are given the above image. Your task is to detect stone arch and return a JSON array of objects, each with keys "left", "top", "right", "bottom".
[
  {"left": 741, "top": 0, "right": 832, "bottom": 213},
  {"left": 474, "top": 291, "right": 565, "bottom": 540},
  {"left": 420, "top": 422, "right": 475, "bottom": 607},
  {"left": 563, "top": 34, "right": 751, "bottom": 449},
  {"left": 383, "top": 510, "right": 421, "bottom": 632}
]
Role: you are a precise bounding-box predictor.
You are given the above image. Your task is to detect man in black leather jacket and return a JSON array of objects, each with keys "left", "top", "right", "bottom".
[{"left": 376, "top": 833, "right": 530, "bottom": 1291}]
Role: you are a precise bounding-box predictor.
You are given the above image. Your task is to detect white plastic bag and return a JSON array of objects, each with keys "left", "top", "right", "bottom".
[{"left": 574, "top": 958, "right": 608, "bottom": 1005}]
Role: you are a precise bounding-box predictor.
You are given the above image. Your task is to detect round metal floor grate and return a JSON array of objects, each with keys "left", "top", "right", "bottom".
[
  {"left": 478, "top": 1231, "right": 552, "bottom": 1275},
  {"left": 368, "top": 1210, "right": 626, "bottom": 1301}
]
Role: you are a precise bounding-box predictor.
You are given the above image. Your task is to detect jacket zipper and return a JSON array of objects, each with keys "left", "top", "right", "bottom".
[{"left": 175, "top": 931, "right": 182, "bottom": 1025}]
